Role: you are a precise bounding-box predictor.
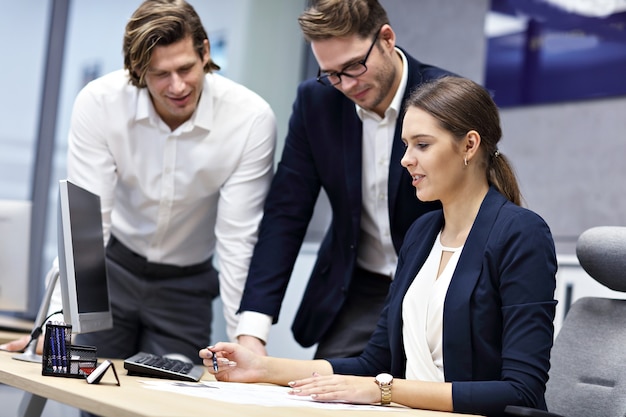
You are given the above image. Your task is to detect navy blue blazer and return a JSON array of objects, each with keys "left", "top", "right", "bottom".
[
  {"left": 238, "top": 49, "right": 452, "bottom": 347},
  {"left": 329, "top": 188, "right": 557, "bottom": 417}
]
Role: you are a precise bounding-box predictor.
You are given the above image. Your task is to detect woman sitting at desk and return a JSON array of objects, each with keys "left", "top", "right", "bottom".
[{"left": 199, "top": 76, "right": 557, "bottom": 417}]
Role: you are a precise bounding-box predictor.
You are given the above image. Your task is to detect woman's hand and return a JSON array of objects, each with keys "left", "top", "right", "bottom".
[
  {"left": 288, "top": 373, "right": 380, "bottom": 405},
  {"left": 199, "top": 342, "right": 268, "bottom": 383}
]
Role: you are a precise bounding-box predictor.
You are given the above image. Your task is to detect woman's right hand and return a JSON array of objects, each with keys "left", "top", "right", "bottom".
[{"left": 199, "top": 342, "right": 268, "bottom": 383}]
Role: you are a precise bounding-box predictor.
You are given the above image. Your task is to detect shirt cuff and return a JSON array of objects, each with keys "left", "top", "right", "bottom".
[{"left": 235, "top": 311, "right": 273, "bottom": 344}]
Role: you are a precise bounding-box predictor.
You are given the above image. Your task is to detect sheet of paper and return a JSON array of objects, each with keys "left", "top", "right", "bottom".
[{"left": 139, "top": 379, "right": 406, "bottom": 411}]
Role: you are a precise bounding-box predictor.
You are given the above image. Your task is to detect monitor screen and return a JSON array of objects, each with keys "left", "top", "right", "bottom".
[
  {"left": 0, "top": 200, "right": 31, "bottom": 313},
  {"left": 57, "top": 179, "right": 113, "bottom": 334}
]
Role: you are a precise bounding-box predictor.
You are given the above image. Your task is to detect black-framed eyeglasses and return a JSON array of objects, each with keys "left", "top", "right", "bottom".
[{"left": 316, "top": 28, "right": 381, "bottom": 87}]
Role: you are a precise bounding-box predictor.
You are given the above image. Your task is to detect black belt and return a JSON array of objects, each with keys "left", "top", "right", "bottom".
[
  {"left": 354, "top": 266, "right": 392, "bottom": 282},
  {"left": 106, "top": 235, "right": 213, "bottom": 280},
  {"left": 349, "top": 266, "right": 392, "bottom": 296}
]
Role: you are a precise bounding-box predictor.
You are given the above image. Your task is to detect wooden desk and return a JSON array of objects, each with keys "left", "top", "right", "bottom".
[{"left": 0, "top": 352, "right": 477, "bottom": 417}]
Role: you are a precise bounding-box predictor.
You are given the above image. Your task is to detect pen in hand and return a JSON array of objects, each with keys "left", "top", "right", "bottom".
[{"left": 212, "top": 350, "right": 218, "bottom": 373}]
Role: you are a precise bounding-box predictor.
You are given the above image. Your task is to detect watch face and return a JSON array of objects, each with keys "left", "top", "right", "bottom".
[{"left": 376, "top": 373, "right": 393, "bottom": 384}]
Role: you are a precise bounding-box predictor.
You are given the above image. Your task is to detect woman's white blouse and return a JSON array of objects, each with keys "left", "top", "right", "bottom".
[{"left": 402, "top": 230, "right": 463, "bottom": 382}]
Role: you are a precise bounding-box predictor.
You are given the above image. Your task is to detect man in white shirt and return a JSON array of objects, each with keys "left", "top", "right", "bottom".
[{"left": 1, "top": 0, "right": 276, "bottom": 363}]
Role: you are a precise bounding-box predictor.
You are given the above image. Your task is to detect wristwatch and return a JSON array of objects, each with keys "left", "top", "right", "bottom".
[{"left": 375, "top": 373, "right": 393, "bottom": 405}]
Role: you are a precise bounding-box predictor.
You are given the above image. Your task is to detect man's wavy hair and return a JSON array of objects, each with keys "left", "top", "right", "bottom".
[
  {"left": 298, "top": 0, "right": 389, "bottom": 41},
  {"left": 123, "top": 0, "right": 220, "bottom": 88}
]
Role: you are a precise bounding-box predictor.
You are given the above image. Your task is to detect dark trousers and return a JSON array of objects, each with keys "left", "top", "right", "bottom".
[
  {"left": 75, "top": 235, "right": 220, "bottom": 365},
  {"left": 313, "top": 266, "right": 391, "bottom": 359}
]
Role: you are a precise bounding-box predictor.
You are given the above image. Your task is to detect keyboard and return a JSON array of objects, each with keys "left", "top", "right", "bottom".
[{"left": 123, "top": 352, "right": 205, "bottom": 382}]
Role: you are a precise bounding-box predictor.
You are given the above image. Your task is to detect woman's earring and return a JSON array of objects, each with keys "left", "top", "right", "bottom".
[{"left": 464, "top": 156, "right": 468, "bottom": 166}]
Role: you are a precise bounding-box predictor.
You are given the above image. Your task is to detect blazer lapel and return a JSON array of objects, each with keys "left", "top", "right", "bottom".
[
  {"left": 443, "top": 187, "right": 507, "bottom": 380},
  {"left": 388, "top": 53, "right": 424, "bottom": 248},
  {"left": 388, "top": 120, "right": 406, "bottom": 219}
]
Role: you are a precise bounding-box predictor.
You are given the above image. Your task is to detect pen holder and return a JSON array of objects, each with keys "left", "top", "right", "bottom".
[{"left": 42, "top": 322, "right": 98, "bottom": 378}]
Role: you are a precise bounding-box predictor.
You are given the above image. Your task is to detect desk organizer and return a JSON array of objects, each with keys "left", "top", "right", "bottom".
[{"left": 42, "top": 322, "right": 97, "bottom": 378}]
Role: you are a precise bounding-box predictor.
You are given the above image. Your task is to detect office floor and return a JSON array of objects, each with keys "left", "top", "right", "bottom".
[{"left": 0, "top": 384, "right": 79, "bottom": 417}]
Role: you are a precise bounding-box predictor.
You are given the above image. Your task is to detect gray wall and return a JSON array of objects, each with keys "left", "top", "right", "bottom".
[
  {"left": 500, "top": 97, "right": 626, "bottom": 254},
  {"left": 228, "top": 0, "right": 306, "bottom": 149},
  {"left": 382, "top": 0, "right": 489, "bottom": 84}
]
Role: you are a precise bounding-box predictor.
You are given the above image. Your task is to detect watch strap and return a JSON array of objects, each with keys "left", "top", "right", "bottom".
[{"left": 380, "top": 382, "right": 392, "bottom": 405}]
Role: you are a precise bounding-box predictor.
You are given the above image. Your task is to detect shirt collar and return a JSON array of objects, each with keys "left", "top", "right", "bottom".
[
  {"left": 135, "top": 72, "right": 214, "bottom": 134},
  {"left": 356, "top": 47, "right": 409, "bottom": 122},
  {"left": 192, "top": 74, "right": 213, "bottom": 131}
]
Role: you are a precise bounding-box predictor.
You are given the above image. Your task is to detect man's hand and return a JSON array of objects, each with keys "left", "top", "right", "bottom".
[
  {"left": 237, "top": 335, "right": 268, "bottom": 356},
  {"left": 0, "top": 334, "right": 44, "bottom": 354}
]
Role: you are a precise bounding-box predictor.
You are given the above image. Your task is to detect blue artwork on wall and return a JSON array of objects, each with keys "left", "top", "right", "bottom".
[{"left": 485, "top": 0, "right": 626, "bottom": 107}]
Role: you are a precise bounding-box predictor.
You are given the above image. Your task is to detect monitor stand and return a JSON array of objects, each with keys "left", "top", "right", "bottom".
[{"left": 13, "top": 269, "right": 60, "bottom": 363}]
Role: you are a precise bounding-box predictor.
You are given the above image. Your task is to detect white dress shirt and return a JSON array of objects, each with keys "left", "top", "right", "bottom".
[
  {"left": 355, "top": 48, "right": 409, "bottom": 278},
  {"left": 52, "top": 69, "right": 276, "bottom": 341}
]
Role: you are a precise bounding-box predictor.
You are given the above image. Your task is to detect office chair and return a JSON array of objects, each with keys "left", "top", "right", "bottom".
[{"left": 506, "top": 226, "right": 626, "bottom": 417}]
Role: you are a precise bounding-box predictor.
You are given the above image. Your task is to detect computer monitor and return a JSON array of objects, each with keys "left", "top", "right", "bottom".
[
  {"left": 0, "top": 199, "right": 31, "bottom": 313},
  {"left": 57, "top": 179, "right": 113, "bottom": 334}
]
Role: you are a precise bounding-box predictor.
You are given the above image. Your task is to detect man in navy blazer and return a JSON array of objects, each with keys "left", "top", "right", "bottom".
[{"left": 236, "top": 0, "right": 454, "bottom": 358}]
